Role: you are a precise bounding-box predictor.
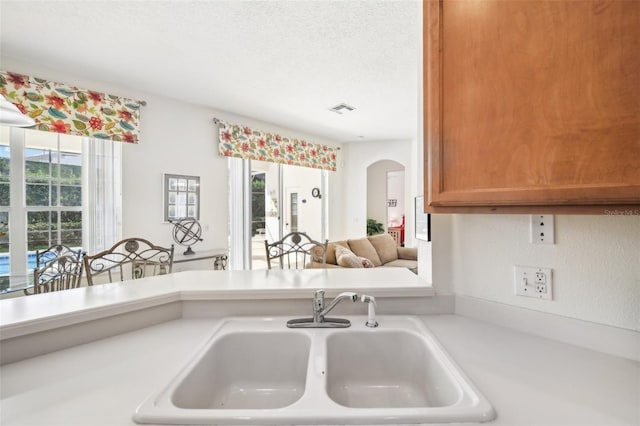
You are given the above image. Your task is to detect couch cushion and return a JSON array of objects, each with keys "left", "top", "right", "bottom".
[
  {"left": 335, "top": 245, "right": 364, "bottom": 268},
  {"left": 397, "top": 246, "right": 418, "bottom": 261},
  {"left": 381, "top": 259, "right": 418, "bottom": 274},
  {"left": 347, "top": 238, "right": 382, "bottom": 266},
  {"left": 368, "top": 233, "right": 399, "bottom": 264},
  {"left": 316, "top": 241, "right": 349, "bottom": 265},
  {"left": 306, "top": 261, "right": 342, "bottom": 269}
]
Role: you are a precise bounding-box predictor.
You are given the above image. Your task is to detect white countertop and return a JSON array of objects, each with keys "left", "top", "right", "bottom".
[
  {"left": 0, "top": 268, "right": 433, "bottom": 339},
  {"left": 0, "top": 270, "right": 637, "bottom": 425},
  {"left": 1, "top": 314, "right": 637, "bottom": 426}
]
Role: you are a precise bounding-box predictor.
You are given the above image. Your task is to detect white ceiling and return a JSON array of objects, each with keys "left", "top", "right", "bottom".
[{"left": 0, "top": 0, "right": 420, "bottom": 143}]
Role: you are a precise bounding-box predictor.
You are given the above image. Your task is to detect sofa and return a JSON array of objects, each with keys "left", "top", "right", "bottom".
[{"left": 309, "top": 233, "right": 418, "bottom": 274}]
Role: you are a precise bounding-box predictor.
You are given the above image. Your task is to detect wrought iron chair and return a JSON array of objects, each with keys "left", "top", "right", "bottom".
[
  {"left": 36, "top": 244, "right": 83, "bottom": 268},
  {"left": 30, "top": 254, "right": 85, "bottom": 294},
  {"left": 264, "top": 232, "right": 327, "bottom": 270},
  {"left": 83, "top": 238, "right": 174, "bottom": 285},
  {"left": 23, "top": 246, "right": 85, "bottom": 295}
]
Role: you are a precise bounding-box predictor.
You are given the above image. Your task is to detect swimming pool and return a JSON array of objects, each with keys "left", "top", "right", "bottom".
[{"left": 0, "top": 253, "right": 42, "bottom": 275}]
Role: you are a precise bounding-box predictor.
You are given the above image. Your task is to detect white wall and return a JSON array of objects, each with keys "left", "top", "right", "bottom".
[
  {"left": 435, "top": 214, "right": 640, "bottom": 331},
  {"left": 2, "top": 56, "right": 343, "bottom": 257}
]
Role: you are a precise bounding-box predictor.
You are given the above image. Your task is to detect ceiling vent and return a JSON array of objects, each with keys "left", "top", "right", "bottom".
[{"left": 329, "top": 103, "right": 356, "bottom": 114}]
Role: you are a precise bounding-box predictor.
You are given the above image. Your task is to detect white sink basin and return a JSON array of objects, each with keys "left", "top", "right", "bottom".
[
  {"left": 326, "top": 330, "right": 460, "bottom": 408},
  {"left": 134, "top": 316, "right": 495, "bottom": 425},
  {"left": 172, "top": 331, "right": 310, "bottom": 409}
]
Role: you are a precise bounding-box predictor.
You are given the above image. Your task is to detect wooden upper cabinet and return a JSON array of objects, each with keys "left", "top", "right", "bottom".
[{"left": 423, "top": 0, "right": 640, "bottom": 212}]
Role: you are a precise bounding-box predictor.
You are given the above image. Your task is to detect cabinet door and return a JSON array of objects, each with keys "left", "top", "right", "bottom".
[{"left": 424, "top": 0, "right": 640, "bottom": 210}]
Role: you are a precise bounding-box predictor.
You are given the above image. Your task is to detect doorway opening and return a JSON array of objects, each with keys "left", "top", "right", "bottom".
[{"left": 366, "top": 160, "right": 405, "bottom": 245}]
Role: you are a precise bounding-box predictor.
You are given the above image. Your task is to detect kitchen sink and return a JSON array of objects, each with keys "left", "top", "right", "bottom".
[{"left": 134, "top": 316, "right": 495, "bottom": 425}]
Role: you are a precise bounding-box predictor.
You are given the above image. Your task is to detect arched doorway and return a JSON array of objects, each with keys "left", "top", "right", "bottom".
[{"left": 366, "top": 160, "right": 405, "bottom": 245}]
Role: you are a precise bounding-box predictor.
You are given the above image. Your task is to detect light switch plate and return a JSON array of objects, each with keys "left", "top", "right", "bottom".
[{"left": 514, "top": 266, "right": 553, "bottom": 300}]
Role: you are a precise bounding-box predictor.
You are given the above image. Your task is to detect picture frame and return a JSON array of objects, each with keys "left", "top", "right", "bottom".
[
  {"left": 163, "top": 174, "right": 200, "bottom": 222},
  {"left": 415, "top": 196, "right": 431, "bottom": 241}
]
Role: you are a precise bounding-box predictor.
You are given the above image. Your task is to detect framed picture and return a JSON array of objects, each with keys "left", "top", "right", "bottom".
[
  {"left": 415, "top": 196, "right": 431, "bottom": 241},
  {"left": 164, "top": 174, "right": 200, "bottom": 222}
]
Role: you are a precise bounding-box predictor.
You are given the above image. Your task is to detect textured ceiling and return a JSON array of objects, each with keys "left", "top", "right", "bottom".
[{"left": 0, "top": 0, "right": 420, "bottom": 143}]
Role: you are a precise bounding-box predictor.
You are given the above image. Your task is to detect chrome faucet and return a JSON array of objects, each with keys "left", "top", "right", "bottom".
[
  {"left": 314, "top": 290, "right": 359, "bottom": 322},
  {"left": 287, "top": 289, "right": 359, "bottom": 328}
]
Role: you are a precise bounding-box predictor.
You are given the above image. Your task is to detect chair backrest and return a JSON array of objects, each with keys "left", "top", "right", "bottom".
[
  {"left": 264, "top": 232, "right": 327, "bottom": 270},
  {"left": 83, "top": 238, "right": 174, "bottom": 285},
  {"left": 32, "top": 254, "right": 84, "bottom": 294},
  {"left": 36, "top": 244, "right": 83, "bottom": 268}
]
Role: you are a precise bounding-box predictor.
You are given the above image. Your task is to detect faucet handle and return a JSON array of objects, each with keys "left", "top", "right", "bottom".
[{"left": 313, "top": 289, "right": 325, "bottom": 311}]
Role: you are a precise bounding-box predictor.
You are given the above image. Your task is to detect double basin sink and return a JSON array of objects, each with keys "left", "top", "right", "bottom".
[{"left": 134, "top": 316, "right": 495, "bottom": 424}]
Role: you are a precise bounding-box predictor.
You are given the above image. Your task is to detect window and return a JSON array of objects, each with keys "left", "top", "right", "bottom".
[
  {"left": 164, "top": 174, "right": 199, "bottom": 221},
  {"left": 25, "top": 132, "right": 83, "bottom": 252},
  {"left": 0, "top": 126, "right": 122, "bottom": 293},
  {"left": 251, "top": 173, "right": 266, "bottom": 236},
  {"left": 290, "top": 192, "right": 298, "bottom": 232}
]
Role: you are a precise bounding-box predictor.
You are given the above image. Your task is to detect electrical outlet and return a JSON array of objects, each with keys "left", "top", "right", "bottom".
[
  {"left": 530, "top": 215, "right": 555, "bottom": 244},
  {"left": 514, "top": 266, "right": 553, "bottom": 300}
]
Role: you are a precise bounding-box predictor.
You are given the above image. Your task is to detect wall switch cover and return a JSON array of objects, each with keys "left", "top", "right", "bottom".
[
  {"left": 530, "top": 215, "right": 555, "bottom": 244},
  {"left": 514, "top": 266, "right": 553, "bottom": 300}
]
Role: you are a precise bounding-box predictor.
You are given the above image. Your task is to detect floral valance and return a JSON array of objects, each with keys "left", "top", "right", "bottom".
[
  {"left": 218, "top": 121, "right": 337, "bottom": 171},
  {"left": 0, "top": 70, "right": 142, "bottom": 143}
]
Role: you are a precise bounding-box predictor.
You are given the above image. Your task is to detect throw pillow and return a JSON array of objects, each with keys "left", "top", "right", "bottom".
[
  {"left": 347, "top": 238, "right": 383, "bottom": 266},
  {"left": 335, "top": 245, "right": 364, "bottom": 268},
  {"left": 360, "top": 257, "right": 375, "bottom": 268},
  {"left": 325, "top": 241, "right": 350, "bottom": 265}
]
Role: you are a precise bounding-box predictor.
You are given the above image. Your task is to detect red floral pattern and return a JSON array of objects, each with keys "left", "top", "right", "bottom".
[
  {"left": 89, "top": 117, "right": 103, "bottom": 130},
  {"left": 50, "top": 119, "right": 71, "bottom": 134},
  {"left": 218, "top": 121, "right": 337, "bottom": 171},
  {"left": 0, "top": 70, "right": 141, "bottom": 143}
]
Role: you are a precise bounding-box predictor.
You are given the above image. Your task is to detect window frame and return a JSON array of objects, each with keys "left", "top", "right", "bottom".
[
  {"left": 24, "top": 138, "right": 83, "bottom": 252},
  {"left": 0, "top": 126, "right": 123, "bottom": 294}
]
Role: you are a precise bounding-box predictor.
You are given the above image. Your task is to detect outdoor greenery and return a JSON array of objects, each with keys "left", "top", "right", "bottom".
[
  {"left": 26, "top": 159, "right": 82, "bottom": 250},
  {"left": 27, "top": 211, "right": 82, "bottom": 250},
  {"left": 0, "top": 158, "right": 10, "bottom": 206},
  {"left": 251, "top": 174, "right": 266, "bottom": 236},
  {"left": 25, "top": 160, "right": 81, "bottom": 206},
  {"left": 0, "top": 183, "right": 8, "bottom": 206},
  {"left": 0, "top": 155, "right": 83, "bottom": 253},
  {"left": 367, "top": 218, "right": 385, "bottom": 236}
]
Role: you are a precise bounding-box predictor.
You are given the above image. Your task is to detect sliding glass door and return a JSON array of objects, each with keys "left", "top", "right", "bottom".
[
  {"left": 230, "top": 159, "right": 326, "bottom": 270},
  {"left": 249, "top": 160, "right": 279, "bottom": 270}
]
